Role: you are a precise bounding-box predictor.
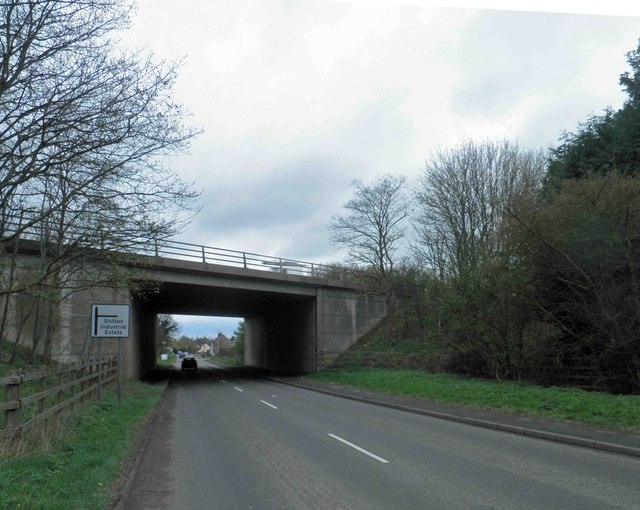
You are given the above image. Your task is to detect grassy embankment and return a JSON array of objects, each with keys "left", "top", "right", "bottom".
[
  {"left": 0, "top": 342, "right": 44, "bottom": 374},
  {"left": 309, "top": 368, "right": 640, "bottom": 432},
  {"left": 0, "top": 343, "right": 164, "bottom": 510}
]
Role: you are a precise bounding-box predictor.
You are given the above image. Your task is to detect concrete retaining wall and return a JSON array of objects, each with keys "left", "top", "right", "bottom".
[{"left": 316, "top": 289, "right": 387, "bottom": 369}]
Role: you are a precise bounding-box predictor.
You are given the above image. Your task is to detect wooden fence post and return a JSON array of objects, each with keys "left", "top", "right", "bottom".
[
  {"left": 57, "top": 370, "right": 64, "bottom": 406},
  {"left": 80, "top": 364, "right": 86, "bottom": 403},
  {"left": 4, "top": 369, "right": 21, "bottom": 431},
  {"left": 38, "top": 373, "right": 45, "bottom": 415},
  {"left": 73, "top": 365, "right": 80, "bottom": 410},
  {"left": 91, "top": 361, "right": 97, "bottom": 398}
]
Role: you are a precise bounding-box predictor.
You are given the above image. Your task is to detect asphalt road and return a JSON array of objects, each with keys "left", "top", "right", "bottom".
[{"left": 124, "top": 361, "right": 640, "bottom": 510}]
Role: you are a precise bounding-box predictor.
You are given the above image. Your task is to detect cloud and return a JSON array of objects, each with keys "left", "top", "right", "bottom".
[
  {"left": 170, "top": 89, "right": 422, "bottom": 261},
  {"left": 447, "top": 11, "right": 638, "bottom": 140},
  {"left": 121, "top": 0, "right": 640, "bottom": 266}
]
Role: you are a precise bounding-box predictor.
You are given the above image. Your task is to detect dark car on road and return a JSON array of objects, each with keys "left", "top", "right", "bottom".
[{"left": 181, "top": 356, "right": 198, "bottom": 371}]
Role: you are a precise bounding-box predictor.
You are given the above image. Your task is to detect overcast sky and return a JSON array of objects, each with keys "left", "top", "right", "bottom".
[{"left": 119, "top": 0, "right": 640, "bottom": 337}]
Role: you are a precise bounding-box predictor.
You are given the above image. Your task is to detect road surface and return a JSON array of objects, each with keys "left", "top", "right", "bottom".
[{"left": 124, "top": 361, "right": 640, "bottom": 509}]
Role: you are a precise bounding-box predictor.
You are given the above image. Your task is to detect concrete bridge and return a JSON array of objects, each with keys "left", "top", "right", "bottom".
[
  {"left": 2, "top": 241, "right": 387, "bottom": 379},
  {"left": 133, "top": 255, "right": 386, "bottom": 375}
]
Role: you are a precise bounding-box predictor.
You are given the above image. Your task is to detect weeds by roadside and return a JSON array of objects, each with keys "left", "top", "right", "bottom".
[
  {"left": 0, "top": 409, "right": 73, "bottom": 460},
  {"left": 0, "top": 342, "right": 47, "bottom": 375},
  {"left": 0, "top": 382, "right": 163, "bottom": 510}
]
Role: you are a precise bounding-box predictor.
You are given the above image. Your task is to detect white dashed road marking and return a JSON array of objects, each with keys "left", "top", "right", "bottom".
[{"left": 328, "top": 434, "right": 389, "bottom": 464}]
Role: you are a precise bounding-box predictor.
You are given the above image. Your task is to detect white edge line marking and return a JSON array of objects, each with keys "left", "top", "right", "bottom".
[
  {"left": 234, "top": 386, "right": 243, "bottom": 392},
  {"left": 328, "top": 434, "right": 389, "bottom": 464},
  {"left": 260, "top": 400, "right": 278, "bottom": 409},
  {"left": 220, "top": 379, "right": 226, "bottom": 383}
]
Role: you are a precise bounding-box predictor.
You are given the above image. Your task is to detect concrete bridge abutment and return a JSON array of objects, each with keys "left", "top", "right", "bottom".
[{"left": 244, "top": 288, "right": 386, "bottom": 373}]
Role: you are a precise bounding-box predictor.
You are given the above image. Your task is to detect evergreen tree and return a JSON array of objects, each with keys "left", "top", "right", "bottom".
[{"left": 549, "top": 39, "right": 640, "bottom": 180}]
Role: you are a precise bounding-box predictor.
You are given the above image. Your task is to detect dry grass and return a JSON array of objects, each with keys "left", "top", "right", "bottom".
[{"left": 0, "top": 407, "right": 81, "bottom": 461}]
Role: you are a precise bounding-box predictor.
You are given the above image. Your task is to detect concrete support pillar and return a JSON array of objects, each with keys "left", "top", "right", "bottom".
[{"left": 245, "top": 298, "right": 316, "bottom": 373}]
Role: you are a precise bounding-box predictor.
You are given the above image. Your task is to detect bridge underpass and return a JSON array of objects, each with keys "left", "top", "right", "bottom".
[
  {"left": 131, "top": 257, "right": 387, "bottom": 377},
  {"left": 139, "top": 279, "right": 317, "bottom": 373}
]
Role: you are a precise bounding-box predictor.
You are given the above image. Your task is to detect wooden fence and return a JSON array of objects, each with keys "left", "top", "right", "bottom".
[
  {"left": 318, "top": 350, "right": 446, "bottom": 372},
  {"left": 0, "top": 357, "right": 117, "bottom": 436},
  {"left": 318, "top": 350, "right": 599, "bottom": 391}
]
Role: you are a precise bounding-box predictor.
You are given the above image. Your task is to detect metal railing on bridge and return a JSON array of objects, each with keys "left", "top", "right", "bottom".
[
  {"left": 1, "top": 213, "right": 339, "bottom": 278},
  {"left": 147, "top": 238, "right": 335, "bottom": 278}
]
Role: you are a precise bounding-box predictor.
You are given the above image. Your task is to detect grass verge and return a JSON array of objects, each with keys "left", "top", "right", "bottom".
[
  {"left": 0, "top": 382, "right": 164, "bottom": 510},
  {"left": 309, "top": 368, "right": 640, "bottom": 432},
  {"left": 156, "top": 353, "right": 177, "bottom": 367},
  {"left": 209, "top": 355, "right": 244, "bottom": 366}
]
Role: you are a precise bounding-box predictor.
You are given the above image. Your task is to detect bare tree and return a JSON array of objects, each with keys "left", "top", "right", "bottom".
[
  {"left": 330, "top": 174, "right": 410, "bottom": 281},
  {"left": 0, "top": 0, "right": 199, "bottom": 255},
  {"left": 412, "top": 139, "right": 547, "bottom": 379},
  {"left": 413, "top": 139, "right": 546, "bottom": 278},
  {"left": 0, "top": 0, "right": 200, "bottom": 358}
]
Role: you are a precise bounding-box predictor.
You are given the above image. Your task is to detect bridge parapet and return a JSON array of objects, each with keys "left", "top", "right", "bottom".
[
  {"left": 147, "top": 239, "right": 340, "bottom": 279},
  {"left": 3, "top": 213, "right": 343, "bottom": 279}
]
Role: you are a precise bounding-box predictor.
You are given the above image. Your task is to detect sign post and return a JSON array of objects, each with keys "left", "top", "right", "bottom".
[
  {"left": 97, "top": 338, "right": 102, "bottom": 400},
  {"left": 91, "top": 304, "right": 130, "bottom": 403}
]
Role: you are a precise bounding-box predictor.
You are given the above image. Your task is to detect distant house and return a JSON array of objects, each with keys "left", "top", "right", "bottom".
[{"left": 212, "top": 333, "right": 234, "bottom": 356}]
